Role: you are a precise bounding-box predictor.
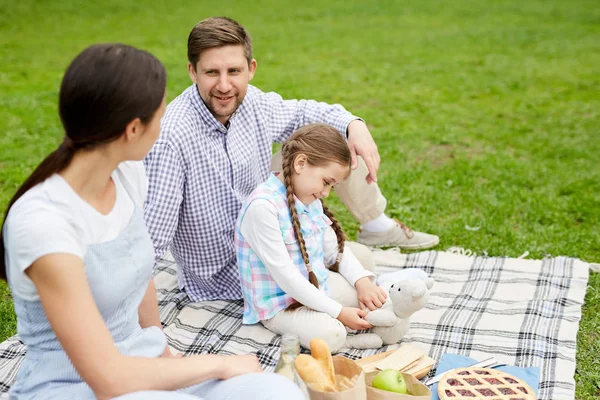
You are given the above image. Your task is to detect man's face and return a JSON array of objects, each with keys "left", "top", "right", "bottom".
[{"left": 188, "top": 45, "right": 257, "bottom": 125}]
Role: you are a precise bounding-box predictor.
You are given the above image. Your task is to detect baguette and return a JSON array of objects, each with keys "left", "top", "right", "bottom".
[
  {"left": 309, "top": 338, "right": 336, "bottom": 386},
  {"left": 294, "top": 354, "right": 338, "bottom": 392}
]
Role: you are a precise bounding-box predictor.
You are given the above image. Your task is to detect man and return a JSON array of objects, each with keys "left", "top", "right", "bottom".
[{"left": 144, "top": 17, "right": 438, "bottom": 302}]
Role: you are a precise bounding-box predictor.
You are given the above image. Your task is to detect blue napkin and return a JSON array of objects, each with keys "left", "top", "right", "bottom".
[{"left": 430, "top": 354, "right": 540, "bottom": 400}]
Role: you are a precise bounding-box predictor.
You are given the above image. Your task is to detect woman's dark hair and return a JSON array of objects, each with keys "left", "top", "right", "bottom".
[{"left": 0, "top": 43, "right": 167, "bottom": 280}]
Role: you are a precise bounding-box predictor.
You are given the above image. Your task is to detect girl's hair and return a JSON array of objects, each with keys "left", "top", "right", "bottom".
[
  {"left": 281, "top": 123, "right": 351, "bottom": 307},
  {"left": 0, "top": 43, "right": 167, "bottom": 281}
]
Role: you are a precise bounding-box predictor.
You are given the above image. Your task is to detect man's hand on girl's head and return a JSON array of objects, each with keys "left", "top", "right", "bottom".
[{"left": 347, "top": 120, "right": 380, "bottom": 184}]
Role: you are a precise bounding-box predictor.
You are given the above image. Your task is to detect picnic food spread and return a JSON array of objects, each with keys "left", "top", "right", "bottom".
[{"left": 438, "top": 367, "right": 537, "bottom": 400}]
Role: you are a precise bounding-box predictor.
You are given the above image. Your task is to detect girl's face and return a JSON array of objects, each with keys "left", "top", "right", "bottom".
[{"left": 292, "top": 155, "right": 350, "bottom": 205}]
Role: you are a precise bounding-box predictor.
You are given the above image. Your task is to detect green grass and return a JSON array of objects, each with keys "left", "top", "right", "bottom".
[{"left": 1, "top": 0, "right": 598, "bottom": 397}]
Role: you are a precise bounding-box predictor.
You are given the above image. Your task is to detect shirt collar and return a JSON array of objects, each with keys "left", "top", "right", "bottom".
[{"left": 189, "top": 84, "right": 227, "bottom": 134}]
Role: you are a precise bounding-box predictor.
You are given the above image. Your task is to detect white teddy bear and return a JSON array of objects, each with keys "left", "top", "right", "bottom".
[{"left": 345, "top": 268, "right": 434, "bottom": 349}]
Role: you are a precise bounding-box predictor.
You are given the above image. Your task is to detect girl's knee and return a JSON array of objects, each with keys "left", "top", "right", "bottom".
[
  {"left": 320, "top": 319, "right": 347, "bottom": 352},
  {"left": 346, "top": 241, "right": 375, "bottom": 272}
]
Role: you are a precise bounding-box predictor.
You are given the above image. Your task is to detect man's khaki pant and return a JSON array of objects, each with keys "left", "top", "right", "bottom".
[{"left": 270, "top": 152, "right": 386, "bottom": 224}]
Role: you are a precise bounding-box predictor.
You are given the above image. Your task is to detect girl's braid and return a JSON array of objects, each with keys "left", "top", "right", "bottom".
[{"left": 321, "top": 202, "right": 345, "bottom": 272}]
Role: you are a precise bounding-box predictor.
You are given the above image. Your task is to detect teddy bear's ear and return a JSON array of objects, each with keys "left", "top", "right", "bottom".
[{"left": 425, "top": 278, "right": 435, "bottom": 290}]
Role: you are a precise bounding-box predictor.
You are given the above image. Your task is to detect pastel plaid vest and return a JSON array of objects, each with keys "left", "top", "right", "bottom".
[{"left": 235, "top": 173, "right": 332, "bottom": 324}]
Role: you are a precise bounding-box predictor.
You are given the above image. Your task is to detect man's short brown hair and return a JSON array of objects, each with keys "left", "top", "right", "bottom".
[{"left": 187, "top": 17, "right": 253, "bottom": 68}]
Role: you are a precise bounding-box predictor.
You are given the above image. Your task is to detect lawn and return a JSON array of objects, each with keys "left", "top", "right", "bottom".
[{"left": 0, "top": 0, "right": 598, "bottom": 397}]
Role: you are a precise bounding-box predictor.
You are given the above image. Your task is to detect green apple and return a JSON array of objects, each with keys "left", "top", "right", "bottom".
[{"left": 372, "top": 369, "right": 408, "bottom": 394}]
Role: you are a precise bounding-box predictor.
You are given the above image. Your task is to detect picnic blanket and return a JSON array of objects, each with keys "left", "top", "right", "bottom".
[{"left": 0, "top": 250, "right": 590, "bottom": 400}]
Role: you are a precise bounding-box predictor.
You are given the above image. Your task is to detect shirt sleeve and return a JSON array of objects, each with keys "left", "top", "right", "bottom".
[
  {"left": 254, "top": 88, "right": 362, "bottom": 143},
  {"left": 240, "top": 200, "right": 343, "bottom": 318},
  {"left": 143, "top": 141, "right": 185, "bottom": 261},
  {"left": 323, "top": 228, "right": 375, "bottom": 287},
  {"left": 4, "top": 200, "right": 85, "bottom": 300}
]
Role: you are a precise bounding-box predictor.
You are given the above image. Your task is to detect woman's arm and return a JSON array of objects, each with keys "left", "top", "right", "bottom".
[
  {"left": 138, "top": 279, "right": 162, "bottom": 330},
  {"left": 138, "top": 279, "right": 175, "bottom": 357},
  {"left": 27, "top": 253, "right": 262, "bottom": 400}
]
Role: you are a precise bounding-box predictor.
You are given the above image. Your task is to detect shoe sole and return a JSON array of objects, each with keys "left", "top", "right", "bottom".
[{"left": 358, "top": 237, "right": 440, "bottom": 250}]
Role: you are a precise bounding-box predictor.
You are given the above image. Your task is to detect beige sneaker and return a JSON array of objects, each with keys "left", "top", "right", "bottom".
[{"left": 356, "top": 220, "right": 439, "bottom": 249}]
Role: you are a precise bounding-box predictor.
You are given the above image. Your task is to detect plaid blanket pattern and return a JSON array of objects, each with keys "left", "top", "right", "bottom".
[{"left": 0, "top": 251, "right": 589, "bottom": 400}]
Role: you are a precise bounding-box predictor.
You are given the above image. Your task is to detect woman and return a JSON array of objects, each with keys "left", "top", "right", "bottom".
[{"left": 0, "top": 43, "right": 302, "bottom": 400}]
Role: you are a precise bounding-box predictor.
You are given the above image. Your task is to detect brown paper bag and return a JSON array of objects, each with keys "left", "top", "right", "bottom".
[
  {"left": 306, "top": 356, "right": 366, "bottom": 400},
  {"left": 365, "top": 371, "right": 431, "bottom": 400}
]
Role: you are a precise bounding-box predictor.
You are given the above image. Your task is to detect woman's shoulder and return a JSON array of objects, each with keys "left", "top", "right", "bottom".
[
  {"left": 4, "top": 176, "right": 85, "bottom": 255},
  {"left": 4, "top": 176, "right": 87, "bottom": 300},
  {"left": 8, "top": 175, "right": 74, "bottom": 222},
  {"left": 5, "top": 175, "right": 88, "bottom": 242}
]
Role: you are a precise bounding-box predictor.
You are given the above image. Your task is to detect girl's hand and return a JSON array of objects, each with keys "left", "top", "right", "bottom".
[
  {"left": 355, "top": 277, "right": 387, "bottom": 311},
  {"left": 337, "top": 307, "right": 373, "bottom": 330},
  {"left": 220, "top": 355, "right": 264, "bottom": 380}
]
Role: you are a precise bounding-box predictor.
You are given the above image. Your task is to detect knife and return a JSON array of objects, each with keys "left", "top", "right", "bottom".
[{"left": 425, "top": 356, "right": 497, "bottom": 386}]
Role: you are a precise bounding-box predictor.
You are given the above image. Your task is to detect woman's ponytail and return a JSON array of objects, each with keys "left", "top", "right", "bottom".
[{"left": 0, "top": 142, "right": 75, "bottom": 280}]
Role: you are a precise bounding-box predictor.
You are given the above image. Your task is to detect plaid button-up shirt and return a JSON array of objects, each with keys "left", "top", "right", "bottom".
[{"left": 143, "top": 84, "right": 358, "bottom": 301}]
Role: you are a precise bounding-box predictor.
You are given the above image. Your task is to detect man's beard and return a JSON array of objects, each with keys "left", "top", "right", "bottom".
[{"left": 206, "top": 94, "right": 243, "bottom": 121}]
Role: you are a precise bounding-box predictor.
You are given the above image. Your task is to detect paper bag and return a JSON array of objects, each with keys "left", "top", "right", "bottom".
[
  {"left": 306, "top": 356, "right": 366, "bottom": 400},
  {"left": 365, "top": 371, "right": 431, "bottom": 400}
]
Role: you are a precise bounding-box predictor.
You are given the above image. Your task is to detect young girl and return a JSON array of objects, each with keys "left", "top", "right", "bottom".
[
  {"left": 0, "top": 44, "right": 303, "bottom": 400},
  {"left": 236, "top": 124, "right": 388, "bottom": 352}
]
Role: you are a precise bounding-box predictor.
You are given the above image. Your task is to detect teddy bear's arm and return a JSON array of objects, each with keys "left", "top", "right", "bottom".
[{"left": 365, "top": 308, "right": 398, "bottom": 326}]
